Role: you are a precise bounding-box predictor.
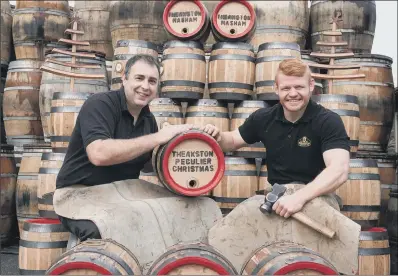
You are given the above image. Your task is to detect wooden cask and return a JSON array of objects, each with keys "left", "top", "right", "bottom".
[
  {"left": 153, "top": 130, "right": 225, "bottom": 196},
  {"left": 312, "top": 94, "right": 360, "bottom": 157},
  {"left": 310, "top": 1, "right": 376, "bottom": 53},
  {"left": 301, "top": 51, "right": 323, "bottom": 95},
  {"left": 0, "top": 0, "right": 12, "bottom": 66},
  {"left": 386, "top": 189, "right": 398, "bottom": 240},
  {"left": 359, "top": 227, "right": 390, "bottom": 275},
  {"left": 212, "top": 157, "right": 258, "bottom": 215},
  {"left": 46, "top": 239, "right": 142, "bottom": 275},
  {"left": 211, "top": 0, "right": 256, "bottom": 42},
  {"left": 16, "top": 144, "right": 52, "bottom": 233},
  {"left": 209, "top": 42, "right": 255, "bottom": 101},
  {"left": 377, "top": 158, "right": 397, "bottom": 227},
  {"left": 163, "top": 0, "right": 211, "bottom": 42},
  {"left": 1, "top": 77, "right": 7, "bottom": 143},
  {"left": 185, "top": 99, "right": 229, "bottom": 132},
  {"left": 109, "top": 0, "right": 168, "bottom": 47},
  {"left": 13, "top": 41, "right": 68, "bottom": 61},
  {"left": 149, "top": 98, "right": 184, "bottom": 129},
  {"left": 148, "top": 243, "right": 237, "bottom": 275},
  {"left": 335, "top": 159, "right": 381, "bottom": 228},
  {"left": 19, "top": 218, "right": 70, "bottom": 275},
  {"left": 249, "top": 1, "right": 309, "bottom": 50},
  {"left": 255, "top": 42, "right": 301, "bottom": 101},
  {"left": 161, "top": 41, "right": 206, "bottom": 101},
  {"left": 0, "top": 144, "right": 17, "bottom": 245},
  {"left": 111, "top": 40, "right": 159, "bottom": 90},
  {"left": 230, "top": 100, "right": 268, "bottom": 158},
  {"left": 241, "top": 241, "right": 338, "bottom": 275}
]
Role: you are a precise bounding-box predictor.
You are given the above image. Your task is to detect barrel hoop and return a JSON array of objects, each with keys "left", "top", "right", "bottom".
[
  {"left": 19, "top": 240, "right": 67, "bottom": 248},
  {"left": 150, "top": 98, "right": 180, "bottom": 106},
  {"left": 256, "top": 56, "right": 299, "bottom": 64},
  {"left": 209, "top": 54, "right": 255, "bottom": 63},
  {"left": 19, "top": 269, "right": 46, "bottom": 275},
  {"left": 0, "top": 173, "right": 17, "bottom": 178},
  {"left": 38, "top": 210, "right": 58, "bottom": 219},
  {"left": 209, "top": 92, "right": 252, "bottom": 101},
  {"left": 3, "top": 116, "right": 41, "bottom": 121},
  {"left": 22, "top": 220, "right": 64, "bottom": 232},
  {"left": 212, "top": 196, "right": 247, "bottom": 203},
  {"left": 381, "top": 184, "right": 397, "bottom": 189},
  {"left": 116, "top": 39, "right": 159, "bottom": 51},
  {"left": 41, "top": 152, "right": 66, "bottom": 161},
  {"left": 50, "top": 106, "right": 82, "bottom": 113},
  {"left": 7, "top": 68, "right": 41, "bottom": 73},
  {"left": 259, "top": 171, "right": 268, "bottom": 177},
  {"left": 312, "top": 94, "right": 359, "bottom": 104},
  {"left": 358, "top": 248, "right": 390, "bottom": 256},
  {"left": 360, "top": 231, "right": 389, "bottom": 240},
  {"left": 258, "top": 42, "right": 300, "bottom": 51},
  {"left": 263, "top": 256, "right": 337, "bottom": 275},
  {"left": 4, "top": 86, "right": 39, "bottom": 91},
  {"left": 151, "top": 111, "right": 183, "bottom": 118},
  {"left": 52, "top": 92, "right": 93, "bottom": 100},
  {"left": 236, "top": 101, "right": 268, "bottom": 108},
  {"left": 334, "top": 61, "right": 392, "bottom": 68},
  {"left": 311, "top": 29, "right": 375, "bottom": 36},
  {"left": 189, "top": 99, "right": 228, "bottom": 108},
  {"left": 162, "top": 54, "right": 205, "bottom": 61},
  {"left": 348, "top": 140, "right": 359, "bottom": 146},
  {"left": 332, "top": 81, "right": 394, "bottom": 87},
  {"left": 114, "top": 54, "right": 153, "bottom": 61},
  {"left": 208, "top": 82, "right": 254, "bottom": 90},
  {"left": 51, "top": 136, "right": 71, "bottom": 142},
  {"left": 161, "top": 80, "right": 205, "bottom": 89},
  {"left": 360, "top": 121, "right": 392, "bottom": 127},
  {"left": 48, "top": 259, "right": 117, "bottom": 275},
  {"left": 330, "top": 109, "right": 360, "bottom": 117},
  {"left": 376, "top": 162, "right": 396, "bottom": 168},
  {"left": 39, "top": 168, "right": 60, "bottom": 174},
  {"left": 164, "top": 40, "right": 204, "bottom": 50},
  {"left": 225, "top": 158, "right": 256, "bottom": 165},
  {"left": 13, "top": 7, "right": 70, "bottom": 16},
  {"left": 223, "top": 170, "right": 257, "bottom": 176},
  {"left": 255, "top": 25, "right": 307, "bottom": 35},
  {"left": 311, "top": 0, "right": 376, "bottom": 7},
  {"left": 17, "top": 175, "right": 38, "bottom": 180},
  {"left": 160, "top": 91, "right": 203, "bottom": 99},
  {"left": 340, "top": 205, "right": 380, "bottom": 212},
  {"left": 41, "top": 79, "right": 107, "bottom": 85},
  {"left": 38, "top": 195, "right": 54, "bottom": 205},
  {"left": 349, "top": 159, "right": 378, "bottom": 167},
  {"left": 348, "top": 173, "right": 380, "bottom": 180},
  {"left": 185, "top": 111, "right": 229, "bottom": 118},
  {"left": 231, "top": 113, "right": 252, "bottom": 119},
  {"left": 212, "top": 42, "right": 254, "bottom": 52},
  {"left": 255, "top": 80, "right": 274, "bottom": 87}
]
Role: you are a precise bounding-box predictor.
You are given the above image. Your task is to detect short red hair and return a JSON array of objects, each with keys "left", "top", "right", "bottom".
[{"left": 274, "top": 58, "right": 312, "bottom": 86}]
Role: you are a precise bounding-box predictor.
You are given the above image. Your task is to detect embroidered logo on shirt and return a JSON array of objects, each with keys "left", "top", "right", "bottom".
[{"left": 298, "top": 136, "right": 311, "bottom": 147}]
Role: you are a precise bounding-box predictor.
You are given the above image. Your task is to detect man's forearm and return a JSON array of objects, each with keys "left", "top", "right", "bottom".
[{"left": 219, "top": 132, "right": 238, "bottom": 152}]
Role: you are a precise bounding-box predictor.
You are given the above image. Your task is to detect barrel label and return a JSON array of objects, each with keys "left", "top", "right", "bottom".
[
  {"left": 171, "top": 150, "right": 214, "bottom": 172},
  {"left": 218, "top": 15, "right": 250, "bottom": 26},
  {"left": 167, "top": 1, "right": 202, "bottom": 32}
]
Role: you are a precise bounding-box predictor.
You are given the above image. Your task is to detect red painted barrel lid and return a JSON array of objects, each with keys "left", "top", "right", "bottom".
[
  {"left": 274, "top": 262, "right": 338, "bottom": 275},
  {"left": 48, "top": 262, "right": 113, "bottom": 275},
  {"left": 163, "top": 0, "right": 207, "bottom": 40},
  {"left": 157, "top": 256, "right": 231, "bottom": 275},
  {"left": 212, "top": 0, "right": 256, "bottom": 41}
]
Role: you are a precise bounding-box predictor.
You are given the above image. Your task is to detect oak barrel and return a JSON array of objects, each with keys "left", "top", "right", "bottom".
[
  {"left": 386, "top": 189, "right": 398, "bottom": 240},
  {"left": 377, "top": 158, "right": 397, "bottom": 227},
  {"left": 230, "top": 100, "right": 268, "bottom": 158},
  {"left": 153, "top": 130, "right": 225, "bottom": 196},
  {"left": 209, "top": 42, "right": 255, "bottom": 101},
  {"left": 46, "top": 239, "right": 142, "bottom": 275},
  {"left": 185, "top": 99, "right": 229, "bottom": 132},
  {"left": 111, "top": 40, "right": 159, "bottom": 90},
  {"left": 161, "top": 41, "right": 206, "bottom": 101},
  {"left": 0, "top": 0, "right": 12, "bottom": 66},
  {"left": 0, "top": 144, "right": 17, "bottom": 245},
  {"left": 212, "top": 157, "right": 258, "bottom": 215},
  {"left": 14, "top": 41, "right": 69, "bottom": 61},
  {"left": 148, "top": 243, "right": 237, "bottom": 275},
  {"left": 211, "top": 0, "right": 256, "bottom": 42},
  {"left": 358, "top": 227, "right": 390, "bottom": 275},
  {"left": 19, "top": 218, "right": 69, "bottom": 275},
  {"left": 241, "top": 241, "right": 338, "bottom": 275},
  {"left": 301, "top": 51, "right": 323, "bottom": 95},
  {"left": 149, "top": 98, "right": 184, "bottom": 129},
  {"left": 255, "top": 42, "right": 301, "bottom": 101}
]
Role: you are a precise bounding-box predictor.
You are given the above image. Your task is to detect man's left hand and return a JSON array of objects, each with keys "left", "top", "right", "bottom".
[
  {"left": 272, "top": 194, "right": 307, "bottom": 218},
  {"left": 200, "top": 124, "right": 221, "bottom": 142}
]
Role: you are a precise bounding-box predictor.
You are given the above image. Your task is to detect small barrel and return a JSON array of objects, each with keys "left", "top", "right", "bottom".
[
  {"left": 153, "top": 130, "right": 225, "bottom": 196},
  {"left": 163, "top": 0, "right": 211, "bottom": 42},
  {"left": 0, "top": 0, "right": 12, "bottom": 66},
  {"left": 212, "top": 157, "right": 258, "bottom": 215},
  {"left": 358, "top": 227, "right": 390, "bottom": 275},
  {"left": 241, "top": 241, "right": 338, "bottom": 275},
  {"left": 255, "top": 42, "right": 301, "bottom": 101},
  {"left": 161, "top": 41, "right": 206, "bottom": 101},
  {"left": 311, "top": 94, "right": 360, "bottom": 157},
  {"left": 230, "top": 100, "right": 268, "bottom": 158},
  {"left": 16, "top": 144, "right": 52, "bottom": 233},
  {"left": 13, "top": 41, "right": 69, "bottom": 61},
  {"left": 18, "top": 218, "right": 70, "bottom": 275},
  {"left": 386, "top": 189, "right": 398, "bottom": 240},
  {"left": 149, "top": 98, "right": 184, "bottom": 129},
  {"left": 335, "top": 159, "right": 381, "bottom": 228},
  {"left": 0, "top": 144, "right": 17, "bottom": 245},
  {"left": 111, "top": 40, "right": 159, "bottom": 90},
  {"left": 185, "top": 99, "right": 229, "bottom": 132},
  {"left": 50, "top": 92, "right": 92, "bottom": 153},
  {"left": 377, "top": 158, "right": 397, "bottom": 227},
  {"left": 37, "top": 153, "right": 66, "bottom": 219},
  {"left": 46, "top": 239, "right": 142, "bottom": 275},
  {"left": 211, "top": 0, "right": 256, "bottom": 42},
  {"left": 148, "top": 243, "right": 237, "bottom": 275},
  {"left": 209, "top": 42, "right": 255, "bottom": 101},
  {"left": 301, "top": 51, "right": 323, "bottom": 95},
  {"left": 139, "top": 170, "right": 161, "bottom": 187}
]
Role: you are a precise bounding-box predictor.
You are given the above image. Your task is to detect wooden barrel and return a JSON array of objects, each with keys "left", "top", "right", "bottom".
[
  {"left": 241, "top": 241, "right": 338, "bottom": 275},
  {"left": 230, "top": 100, "right": 268, "bottom": 158},
  {"left": 149, "top": 98, "right": 184, "bottom": 129},
  {"left": 312, "top": 94, "right": 360, "bottom": 157},
  {"left": 377, "top": 158, "right": 397, "bottom": 227},
  {"left": 212, "top": 157, "right": 258, "bottom": 215},
  {"left": 40, "top": 54, "right": 108, "bottom": 142},
  {"left": 358, "top": 227, "right": 390, "bottom": 275},
  {"left": 255, "top": 42, "right": 301, "bottom": 101},
  {"left": 37, "top": 153, "right": 66, "bottom": 219},
  {"left": 211, "top": 0, "right": 256, "bottom": 42},
  {"left": 0, "top": 144, "right": 17, "bottom": 245},
  {"left": 153, "top": 130, "right": 225, "bottom": 196},
  {"left": 109, "top": 0, "right": 168, "bottom": 47},
  {"left": 50, "top": 92, "right": 92, "bottom": 153},
  {"left": 148, "top": 243, "right": 237, "bottom": 275},
  {"left": 13, "top": 41, "right": 69, "bottom": 61},
  {"left": 0, "top": 0, "right": 12, "bottom": 66},
  {"left": 3, "top": 60, "right": 44, "bottom": 147},
  {"left": 161, "top": 41, "right": 206, "bottom": 101},
  {"left": 1, "top": 77, "right": 7, "bottom": 143},
  {"left": 386, "top": 189, "right": 398, "bottom": 240},
  {"left": 310, "top": 1, "right": 376, "bottom": 53},
  {"left": 111, "top": 40, "right": 159, "bottom": 90},
  {"left": 335, "top": 159, "right": 381, "bottom": 228},
  {"left": 163, "top": 0, "right": 211, "bottom": 42},
  {"left": 18, "top": 218, "right": 70, "bottom": 275},
  {"left": 249, "top": 1, "right": 309, "bottom": 50},
  {"left": 202, "top": 1, "right": 218, "bottom": 52},
  {"left": 329, "top": 54, "right": 394, "bottom": 152},
  {"left": 185, "top": 99, "right": 229, "bottom": 132},
  {"left": 301, "top": 51, "right": 323, "bottom": 95},
  {"left": 16, "top": 144, "right": 52, "bottom": 233},
  {"left": 139, "top": 171, "right": 161, "bottom": 187},
  {"left": 209, "top": 42, "right": 255, "bottom": 101},
  {"left": 46, "top": 239, "right": 142, "bottom": 275}
]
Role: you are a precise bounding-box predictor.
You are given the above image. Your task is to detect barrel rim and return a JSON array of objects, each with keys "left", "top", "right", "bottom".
[
  {"left": 150, "top": 98, "right": 181, "bottom": 106},
  {"left": 156, "top": 256, "right": 231, "bottom": 275},
  {"left": 12, "top": 7, "right": 70, "bottom": 16},
  {"left": 115, "top": 39, "right": 159, "bottom": 51},
  {"left": 212, "top": 42, "right": 254, "bottom": 52},
  {"left": 225, "top": 156, "right": 256, "bottom": 165},
  {"left": 188, "top": 99, "right": 228, "bottom": 108},
  {"left": 334, "top": 54, "right": 393, "bottom": 64},
  {"left": 25, "top": 218, "right": 61, "bottom": 225},
  {"left": 236, "top": 100, "right": 268, "bottom": 108},
  {"left": 311, "top": 94, "right": 359, "bottom": 104},
  {"left": 1, "top": 144, "right": 14, "bottom": 151},
  {"left": 163, "top": 40, "right": 204, "bottom": 50},
  {"left": 258, "top": 42, "right": 300, "bottom": 52},
  {"left": 349, "top": 159, "right": 378, "bottom": 168},
  {"left": 52, "top": 92, "right": 94, "bottom": 100}
]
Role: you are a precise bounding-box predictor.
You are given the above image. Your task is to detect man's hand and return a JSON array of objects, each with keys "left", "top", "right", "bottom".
[
  {"left": 157, "top": 123, "right": 194, "bottom": 145},
  {"left": 272, "top": 193, "right": 307, "bottom": 218},
  {"left": 200, "top": 124, "right": 221, "bottom": 142}
]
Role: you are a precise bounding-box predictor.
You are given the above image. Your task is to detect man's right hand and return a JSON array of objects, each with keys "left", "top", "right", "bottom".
[{"left": 156, "top": 123, "right": 194, "bottom": 145}]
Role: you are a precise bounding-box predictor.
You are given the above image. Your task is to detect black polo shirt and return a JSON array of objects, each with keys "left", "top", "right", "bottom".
[
  {"left": 56, "top": 88, "right": 158, "bottom": 189},
  {"left": 239, "top": 100, "right": 350, "bottom": 185}
]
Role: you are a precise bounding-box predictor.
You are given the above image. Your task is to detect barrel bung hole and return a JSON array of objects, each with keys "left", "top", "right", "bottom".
[
  {"left": 188, "top": 179, "right": 197, "bottom": 188},
  {"left": 182, "top": 28, "right": 188, "bottom": 34},
  {"left": 230, "top": 29, "right": 236, "bottom": 35}
]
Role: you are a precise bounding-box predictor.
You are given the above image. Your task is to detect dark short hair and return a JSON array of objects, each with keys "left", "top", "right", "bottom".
[{"left": 124, "top": 54, "right": 162, "bottom": 79}]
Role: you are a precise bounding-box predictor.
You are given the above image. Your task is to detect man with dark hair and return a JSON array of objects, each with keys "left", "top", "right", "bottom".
[{"left": 55, "top": 55, "right": 193, "bottom": 241}]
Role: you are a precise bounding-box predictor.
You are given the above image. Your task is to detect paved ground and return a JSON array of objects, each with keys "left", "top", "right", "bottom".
[{"left": 1, "top": 241, "right": 19, "bottom": 275}]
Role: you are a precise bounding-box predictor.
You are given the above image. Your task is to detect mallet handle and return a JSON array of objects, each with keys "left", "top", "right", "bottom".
[{"left": 292, "top": 212, "right": 336, "bottom": 239}]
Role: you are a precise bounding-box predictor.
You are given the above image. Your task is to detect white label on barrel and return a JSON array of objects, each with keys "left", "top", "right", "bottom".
[
  {"left": 168, "top": 1, "right": 202, "bottom": 36},
  {"left": 216, "top": 2, "right": 251, "bottom": 35},
  {"left": 168, "top": 139, "right": 218, "bottom": 189}
]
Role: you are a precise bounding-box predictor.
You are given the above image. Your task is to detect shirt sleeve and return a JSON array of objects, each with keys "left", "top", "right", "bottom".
[
  {"left": 238, "top": 109, "right": 262, "bottom": 144},
  {"left": 320, "top": 112, "right": 350, "bottom": 153}
]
